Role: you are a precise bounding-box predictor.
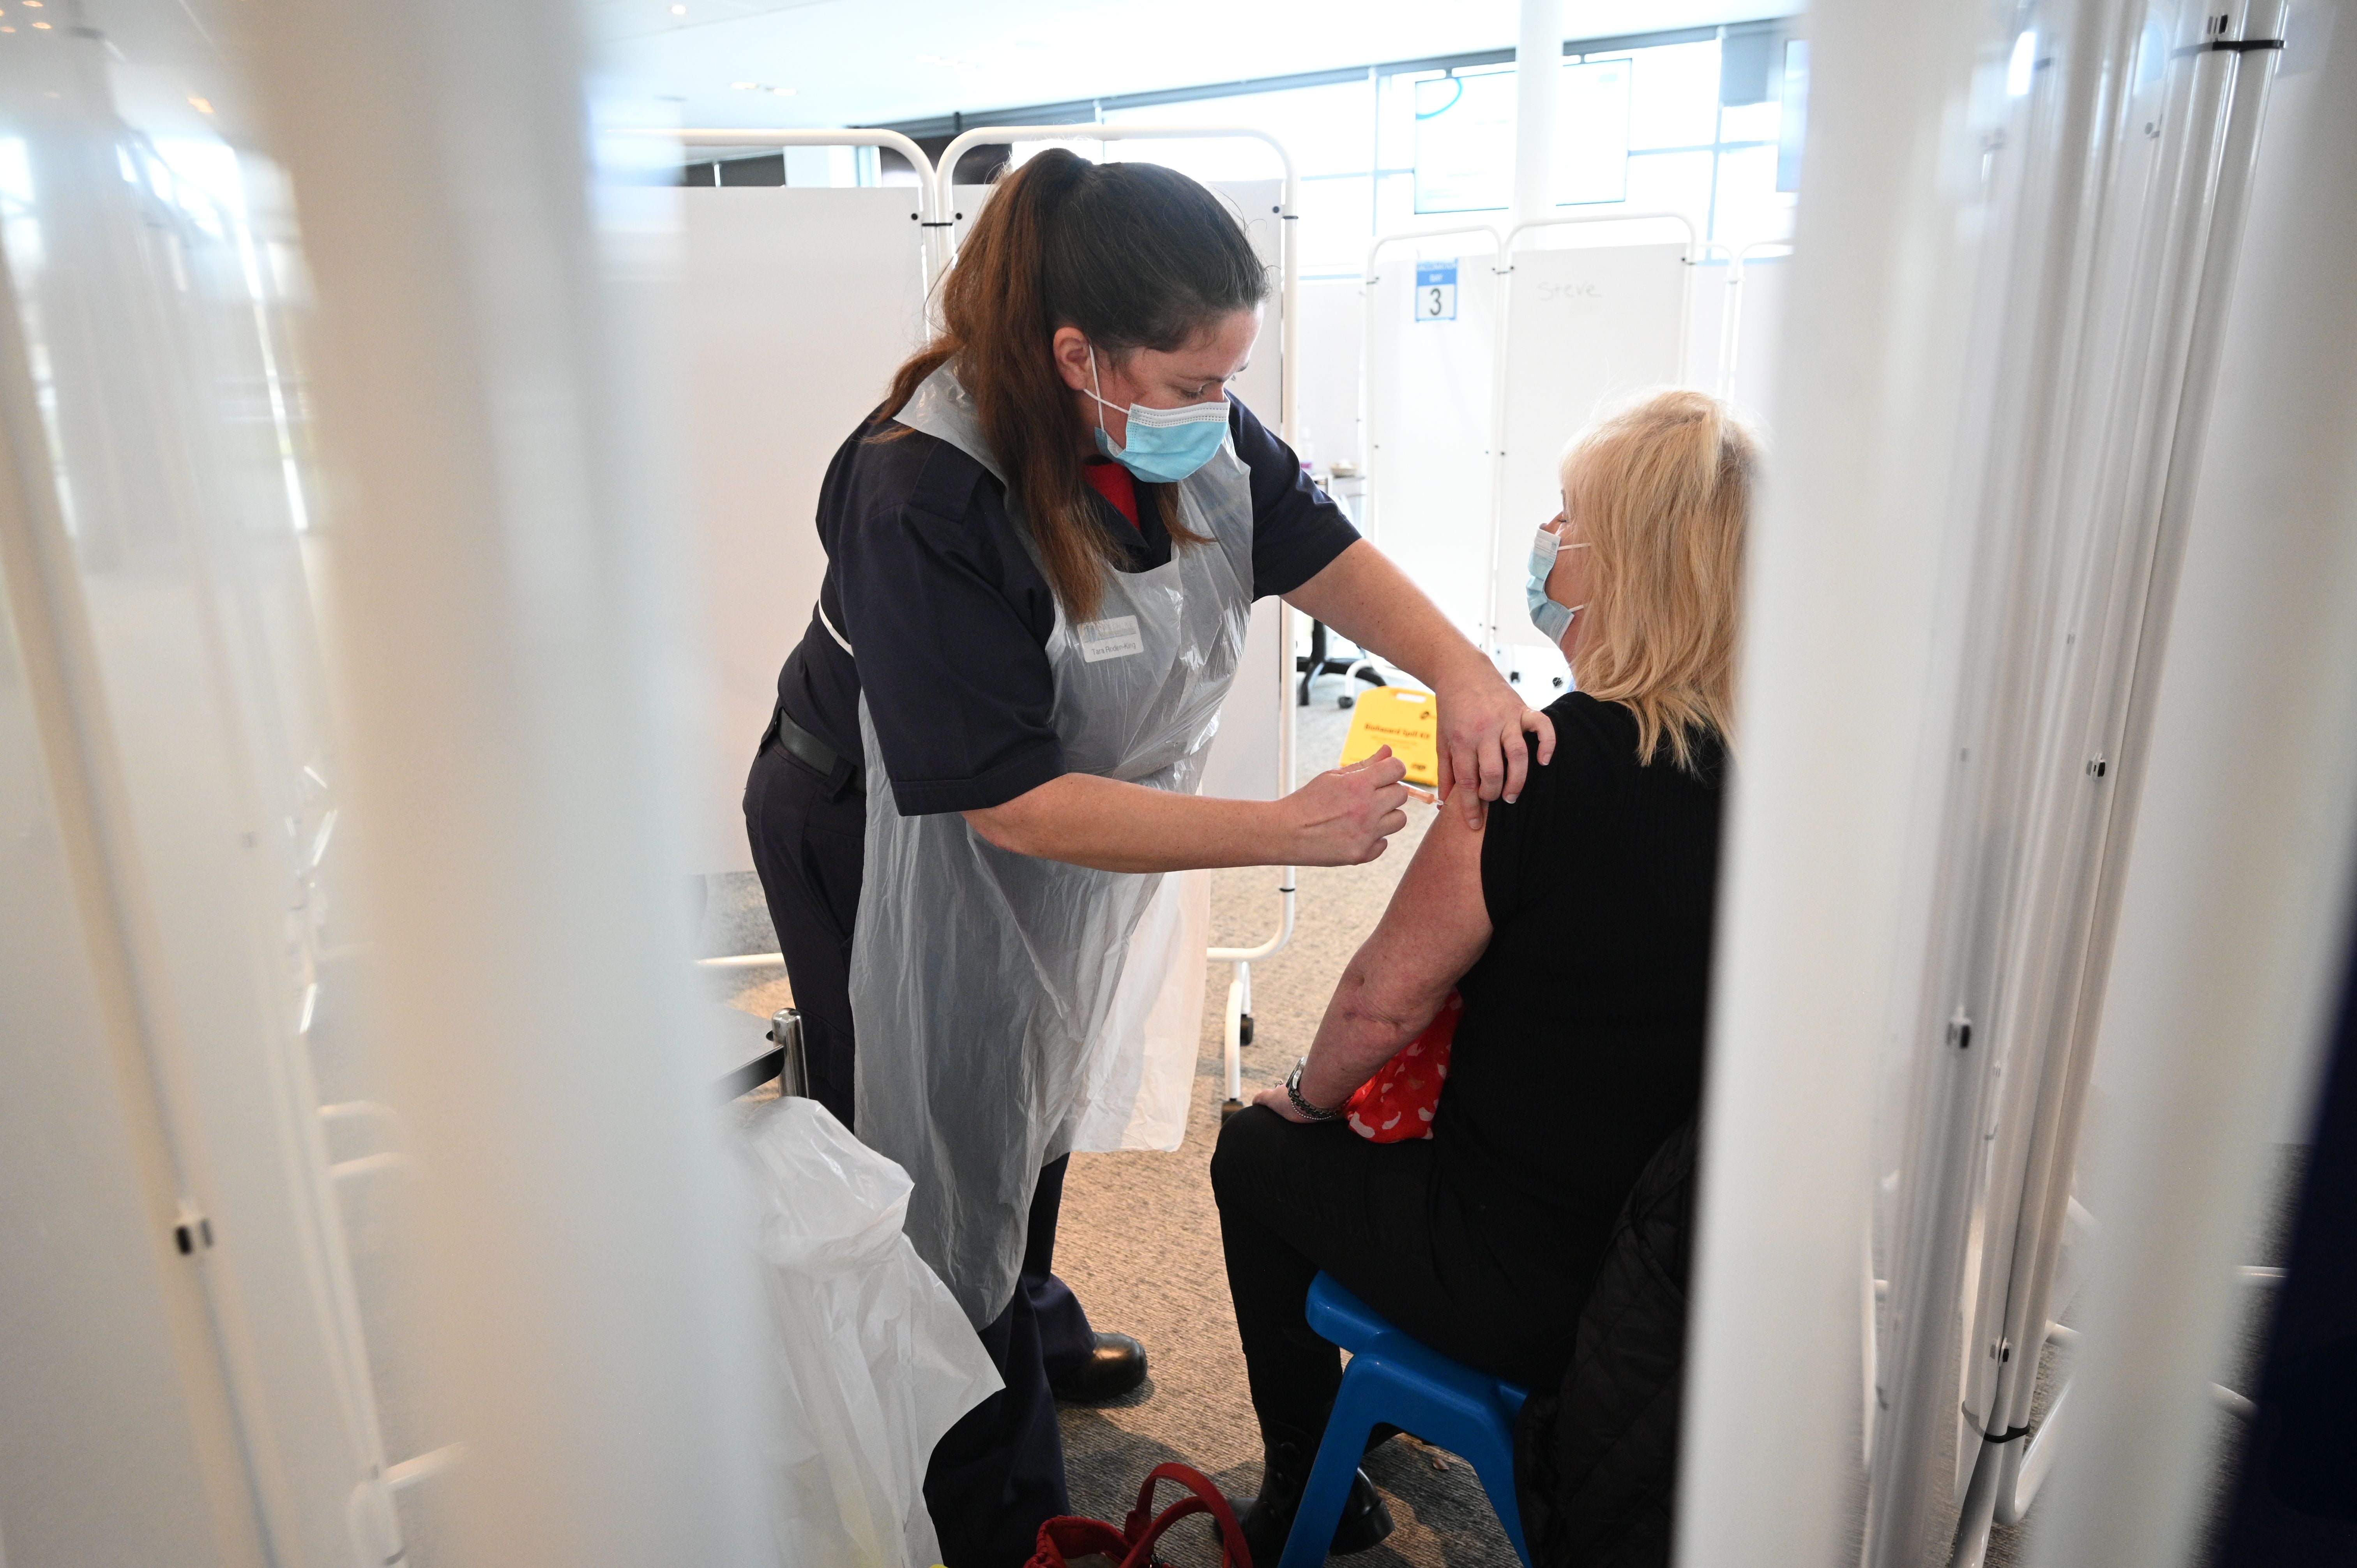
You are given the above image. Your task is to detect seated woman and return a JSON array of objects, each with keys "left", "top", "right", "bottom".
[{"left": 1210, "top": 387, "right": 1754, "bottom": 1557}]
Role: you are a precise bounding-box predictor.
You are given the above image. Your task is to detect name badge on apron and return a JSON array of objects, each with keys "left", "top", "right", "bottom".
[{"left": 1077, "top": 615, "right": 1145, "bottom": 662}]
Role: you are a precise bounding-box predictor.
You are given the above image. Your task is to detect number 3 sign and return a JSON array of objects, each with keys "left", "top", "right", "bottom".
[{"left": 1413, "top": 258, "right": 1458, "bottom": 323}]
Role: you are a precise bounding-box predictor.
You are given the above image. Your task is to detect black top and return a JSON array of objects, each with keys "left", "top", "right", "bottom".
[
  {"left": 1440, "top": 692, "right": 1724, "bottom": 1274},
  {"left": 772, "top": 396, "right": 1360, "bottom": 816}
]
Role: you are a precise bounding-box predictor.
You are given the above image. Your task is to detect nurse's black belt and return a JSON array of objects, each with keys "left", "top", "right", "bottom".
[{"left": 774, "top": 705, "right": 865, "bottom": 796}]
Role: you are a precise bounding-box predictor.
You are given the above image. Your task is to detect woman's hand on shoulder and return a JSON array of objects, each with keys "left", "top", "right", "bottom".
[{"left": 1432, "top": 665, "right": 1557, "bottom": 827}]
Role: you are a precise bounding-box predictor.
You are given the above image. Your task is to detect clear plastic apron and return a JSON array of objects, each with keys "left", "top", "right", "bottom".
[{"left": 850, "top": 365, "right": 1255, "bottom": 1325}]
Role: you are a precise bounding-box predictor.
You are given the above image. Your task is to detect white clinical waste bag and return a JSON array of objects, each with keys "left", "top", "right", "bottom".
[
  {"left": 736, "top": 1094, "right": 1002, "bottom": 1568},
  {"left": 852, "top": 363, "right": 1254, "bottom": 1325}
]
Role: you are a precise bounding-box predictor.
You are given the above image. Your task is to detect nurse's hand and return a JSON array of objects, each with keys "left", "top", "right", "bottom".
[
  {"left": 1283, "top": 746, "right": 1412, "bottom": 865},
  {"left": 1433, "top": 667, "right": 1556, "bottom": 828}
]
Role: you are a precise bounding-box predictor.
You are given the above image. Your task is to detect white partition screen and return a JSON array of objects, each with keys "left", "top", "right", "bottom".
[
  {"left": 1362, "top": 246, "right": 1500, "bottom": 641},
  {"left": 1490, "top": 241, "right": 1690, "bottom": 680},
  {"left": 678, "top": 186, "right": 926, "bottom": 872},
  {"left": 1197, "top": 598, "right": 1286, "bottom": 803}
]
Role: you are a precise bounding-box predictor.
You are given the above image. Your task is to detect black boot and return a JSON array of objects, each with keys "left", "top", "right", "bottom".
[{"left": 1234, "top": 1429, "right": 1394, "bottom": 1562}]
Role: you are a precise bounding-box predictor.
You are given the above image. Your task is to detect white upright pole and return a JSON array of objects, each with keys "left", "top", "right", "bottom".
[
  {"left": 2025, "top": 14, "right": 2357, "bottom": 1568},
  {"left": 1512, "top": 0, "right": 1562, "bottom": 227},
  {"left": 1501, "top": 0, "right": 1561, "bottom": 655},
  {"left": 246, "top": 4, "right": 769, "bottom": 1565}
]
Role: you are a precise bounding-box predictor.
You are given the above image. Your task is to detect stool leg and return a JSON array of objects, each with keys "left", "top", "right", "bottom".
[
  {"left": 1277, "top": 1373, "right": 1384, "bottom": 1568},
  {"left": 1457, "top": 1417, "right": 1533, "bottom": 1568}
]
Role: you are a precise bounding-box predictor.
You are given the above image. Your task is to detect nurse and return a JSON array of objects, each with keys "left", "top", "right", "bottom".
[{"left": 742, "top": 147, "right": 1553, "bottom": 1565}]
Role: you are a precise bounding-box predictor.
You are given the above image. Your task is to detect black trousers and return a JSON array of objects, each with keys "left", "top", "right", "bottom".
[
  {"left": 745, "top": 732, "right": 1096, "bottom": 1565},
  {"left": 1210, "top": 1106, "right": 1585, "bottom": 1447}
]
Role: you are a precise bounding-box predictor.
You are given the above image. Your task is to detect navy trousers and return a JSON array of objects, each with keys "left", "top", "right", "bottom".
[{"left": 746, "top": 732, "right": 1095, "bottom": 1566}]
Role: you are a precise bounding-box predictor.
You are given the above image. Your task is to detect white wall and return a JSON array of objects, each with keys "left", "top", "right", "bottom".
[
  {"left": 674, "top": 185, "right": 929, "bottom": 873},
  {"left": 1686, "top": 254, "right": 1789, "bottom": 424},
  {"left": 1294, "top": 278, "right": 1366, "bottom": 473}
]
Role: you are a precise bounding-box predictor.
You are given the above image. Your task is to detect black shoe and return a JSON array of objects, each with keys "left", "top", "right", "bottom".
[
  {"left": 1047, "top": 1331, "right": 1148, "bottom": 1403},
  {"left": 1233, "top": 1436, "right": 1395, "bottom": 1561}
]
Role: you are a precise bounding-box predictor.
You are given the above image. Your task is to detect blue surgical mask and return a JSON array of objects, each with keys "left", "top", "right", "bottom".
[
  {"left": 1087, "top": 352, "right": 1230, "bottom": 484},
  {"left": 1527, "top": 524, "right": 1589, "bottom": 645}
]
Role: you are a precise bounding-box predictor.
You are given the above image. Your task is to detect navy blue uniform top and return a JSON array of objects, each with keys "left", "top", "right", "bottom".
[{"left": 772, "top": 395, "right": 1360, "bottom": 816}]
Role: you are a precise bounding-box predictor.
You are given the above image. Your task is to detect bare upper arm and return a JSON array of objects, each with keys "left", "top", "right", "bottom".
[{"left": 1348, "top": 791, "right": 1494, "bottom": 1023}]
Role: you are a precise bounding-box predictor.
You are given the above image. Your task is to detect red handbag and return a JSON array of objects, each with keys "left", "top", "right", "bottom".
[{"left": 1025, "top": 1462, "right": 1254, "bottom": 1568}]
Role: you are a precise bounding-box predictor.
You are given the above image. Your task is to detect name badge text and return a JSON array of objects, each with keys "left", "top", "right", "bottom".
[{"left": 1077, "top": 616, "right": 1145, "bottom": 663}]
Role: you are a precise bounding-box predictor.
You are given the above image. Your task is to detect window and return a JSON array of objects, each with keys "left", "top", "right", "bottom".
[
  {"left": 1093, "top": 78, "right": 1380, "bottom": 279},
  {"left": 892, "top": 21, "right": 1800, "bottom": 277},
  {"left": 1376, "top": 32, "right": 1798, "bottom": 250},
  {"left": 1558, "top": 58, "right": 1632, "bottom": 205},
  {"left": 1097, "top": 78, "right": 1373, "bottom": 182},
  {"left": 1409, "top": 65, "right": 1516, "bottom": 214}
]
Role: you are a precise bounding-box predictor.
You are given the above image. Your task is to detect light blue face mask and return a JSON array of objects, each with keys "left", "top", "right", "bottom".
[
  {"left": 1087, "top": 351, "right": 1230, "bottom": 484},
  {"left": 1527, "top": 524, "right": 1590, "bottom": 646}
]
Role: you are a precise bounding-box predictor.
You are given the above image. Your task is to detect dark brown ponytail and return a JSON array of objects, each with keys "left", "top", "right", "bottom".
[{"left": 878, "top": 149, "right": 1268, "bottom": 623}]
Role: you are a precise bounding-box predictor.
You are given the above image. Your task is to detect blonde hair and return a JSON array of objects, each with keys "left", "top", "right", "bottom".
[{"left": 1559, "top": 387, "right": 1755, "bottom": 772}]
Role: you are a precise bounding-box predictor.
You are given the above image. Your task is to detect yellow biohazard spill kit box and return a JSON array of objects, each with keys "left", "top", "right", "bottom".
[{"left": 1337, "top": 685, "right": 1440, "bottom": 788}]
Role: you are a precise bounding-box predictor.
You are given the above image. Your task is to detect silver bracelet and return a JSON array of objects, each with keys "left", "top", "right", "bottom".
[{"left": 1285, "top": 1057, "right": 1344, "bottom": 1121}]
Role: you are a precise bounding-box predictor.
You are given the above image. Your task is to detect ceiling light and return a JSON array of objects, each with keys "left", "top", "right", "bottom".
[
  {"left": 187, "top": 95, "right": 214, "bottom": 114},
  {"left": 730, "top": 80, "right": 757, "bottom": 89},
  {"left": 668, "top": 3, "right": 686, "bottom": 12},
  {"left": 32, "top": 18, "right": 49, "bottom": 26},
  {"left": 770, "top": 86, "right": 795, "bottom": 96}
]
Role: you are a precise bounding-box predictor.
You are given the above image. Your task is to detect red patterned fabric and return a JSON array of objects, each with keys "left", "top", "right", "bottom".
[{"left": 1344, "top": 990, "right": 1459, "bottom": 1142}]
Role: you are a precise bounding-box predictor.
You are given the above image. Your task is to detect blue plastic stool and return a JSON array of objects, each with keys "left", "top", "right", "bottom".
[{"left": 1278, "top": 1273, "right": 1534, "bottom": 1566}]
